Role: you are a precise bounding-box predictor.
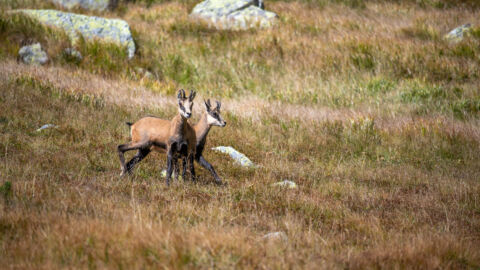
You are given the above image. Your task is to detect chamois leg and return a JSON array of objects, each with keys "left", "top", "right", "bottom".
[
  {"left": 188, "top": 154, "right": 196, "bottom": 182},
  {"left": 173, "top": 157, "right": 180, "bottom": 181},
  {"left": 181, "top": 157, "right": 187, "bottom": 181},
  {"left": 198, "top": 155, "right": 222, "bottom": 185},
  {"left": 165, "top": 146, "right": 175, "bottom": 186},
  {"left": 117, "top": 141, "right": 151, "bottom": 176},
  {"left": 125, "top": 148, "right": 151, "bottom": 174}
]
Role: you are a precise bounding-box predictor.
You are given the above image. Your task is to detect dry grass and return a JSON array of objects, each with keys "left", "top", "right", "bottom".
[{"left": 1, "top": 0, "right": 480, "bottom": 269}]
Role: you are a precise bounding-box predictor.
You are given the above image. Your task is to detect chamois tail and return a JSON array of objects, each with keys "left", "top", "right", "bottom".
[{"left": 125, "top": 122, "right": 133, "bottom": 127}]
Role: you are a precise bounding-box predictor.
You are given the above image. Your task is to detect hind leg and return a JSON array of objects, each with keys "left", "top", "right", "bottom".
[
  {"left": 118, "top": 141, "right": 151, "bottom": 176},
  {"left": 125, "top": 148, "right": 151, "bottom": 175}
]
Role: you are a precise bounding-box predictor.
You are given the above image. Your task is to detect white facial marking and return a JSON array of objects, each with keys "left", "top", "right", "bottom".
[
  {"left": 207, "top": 113, "right": 223, "bottom": 126},
  {"left": 179, "top": 99, "right": 193, "bottom": 118}
]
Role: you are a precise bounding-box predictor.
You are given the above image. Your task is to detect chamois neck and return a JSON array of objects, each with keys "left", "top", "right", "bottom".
[
  {"left": 194, "top": 113, "right": 211, "bottom": 143},
  {"left": 171, "top": 113, "right": 188, "bottom": 134}
]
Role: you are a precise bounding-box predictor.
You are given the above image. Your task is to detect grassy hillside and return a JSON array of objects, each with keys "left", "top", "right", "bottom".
[{"left": 1, "top": 0, "right": 480, "bottom": 268}]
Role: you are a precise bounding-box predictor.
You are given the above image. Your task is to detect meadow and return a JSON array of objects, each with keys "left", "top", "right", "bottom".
[{"left": 1, "top": 0, "right": 480, "bottom": 268}]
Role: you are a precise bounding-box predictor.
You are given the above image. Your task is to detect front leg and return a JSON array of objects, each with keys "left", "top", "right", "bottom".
[
  {"left": 198, "top": 155, "right": 222, "bottom": 185},
  {"left": 189, "top": 153, "right": 196, "bottom": 182},
  {"left": 166, "top": 146, "right": 175, "bottom": 186},
  {"left": 173, "top": 157, "right": 180, "bottom": 181},
  {"left": 182, "top": 157, "right": 187, "bottom": 181}
]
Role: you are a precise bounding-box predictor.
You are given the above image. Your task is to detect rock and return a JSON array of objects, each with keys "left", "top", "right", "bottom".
[
  {"left": 272, "top": 180, "right": 297, "bottom": 189},
  {"left": 134, "top": 67, "right": 155, "bottom": 80},
  {"left": 18, "top": 43, "right": 48, "bottom": 65},
  {"left": 160, "top": 169, "right": 183, "bottom": 180},
  {"left": 50, "top": 0, "right": 115, "bottom": 12},
  {"left": 36, "top": 124, "right": 57, "bottom": 131},
  {"left": 444, "top": 23, "right": 472, "bottom": 42},
  {"left": 17, "top": 9, "right": 135, "bottom": 59},
  {"left": 190, "top": 0, "right": 278, "bottom": 30},
  {"left": 212, "top": 146, "right": 256, "bottom": 167},
  {"left": 63, "top": 48, "right": 83, "bottom": 62},
  {"left": 262, "top": 231, "right": 288, "bottom": 242}
]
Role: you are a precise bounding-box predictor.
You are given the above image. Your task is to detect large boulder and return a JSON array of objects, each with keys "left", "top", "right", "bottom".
[
  {"left": 50, "top": 0, "right": 114, "bottom": 12},
  {"left": 190, "top": 0, "right": 277, "bottom": 30},
  {"left": 18, "top": 9, "right": 135, "bottom": 59},
  {"left": 18, "top": 43, "right": 48, "bottom": 65}
]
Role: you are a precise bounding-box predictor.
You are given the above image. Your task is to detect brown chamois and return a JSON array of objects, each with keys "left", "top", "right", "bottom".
[
  {"left": 117, "top": 89, "right": 197, "bottom": 185},
  {"left": 120, "top": 99, "right": 227, "bottom": 185},
  {"left": 177, "top": 99, "right": 226, "bottom": 184}
]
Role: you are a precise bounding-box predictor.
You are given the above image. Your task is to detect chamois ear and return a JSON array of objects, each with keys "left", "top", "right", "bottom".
[
  {"left": 178, "top": 89, "right": 186, "bottom": 100},
  {"left": 189, "top": 90, "right": 196, "bottom": 101},
  {"left": 204, "top": 99, "right": 211, "bottom": 111},
  {"left": 216, "top": 100, "right": 221, "bottom": 111}
]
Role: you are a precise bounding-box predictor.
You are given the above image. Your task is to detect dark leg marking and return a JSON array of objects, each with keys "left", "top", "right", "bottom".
[
  {"left": 198, "top": 155, "right": 222, "bottom": 184},
  {"left": 117, "top": 141, "right": 151, "bottom": 176},
  {"left": 182, "top": 157, "right": 187, "bottom": 181},
  {"left": 125, "top": 148, "right": 151, "bottom": 174},
  {"left": 189, "top": 154, "right": 196, "bottom": 182}
]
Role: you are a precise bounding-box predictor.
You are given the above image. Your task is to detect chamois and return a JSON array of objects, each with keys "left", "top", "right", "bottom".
[
  {"left": 117, "top": 89, "right": 197, "bottom": 185},
  {"left": 178, "top": 99, "right": 226, "bottom": 184},
  {"left": 155, "top": 99, "right": 226, "bottom": 184},
  {"left": 120, "top": 99, "right": 227, "bottom": 185}
]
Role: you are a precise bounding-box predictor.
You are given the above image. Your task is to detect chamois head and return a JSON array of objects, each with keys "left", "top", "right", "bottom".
[
  {"left": 204, "top": 99, "right": 226, "bottom": 127},
  {"left": 177, "top": 89, "right": 196, "bottom": 119}
]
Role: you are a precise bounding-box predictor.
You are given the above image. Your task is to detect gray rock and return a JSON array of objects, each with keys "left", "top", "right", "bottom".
[
  {"left": 134, "top": 67, "right": 155, "bottom": 80},
  {"left": 212, "top": 146, "right": 256, "bottom": 167},
  {"left": 272, "top": 180, "right": 297, "bottom": 189},
  {"left": 262, "top": 231, "right": 288, "bottom": 242},
  {"left": 36, "top": 124, "right": 57, "bottom": 132},
  {"left": 190, "top": 0, "right": 278, "bottom": 30},
  {"left": 19, "top": 43, "right": 48, "bottom": 65},
  {"left": 51, "top": 0, "right": 114, "bottom": 11},
  {"left": 444, "top": 23, "right": 472, "bottom": 42},
  {"left": 17, "top": 9, "right": 135, "bottom": 59}
]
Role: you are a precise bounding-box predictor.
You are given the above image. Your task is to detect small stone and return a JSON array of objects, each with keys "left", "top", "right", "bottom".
[
  {"left": 36, "top": 124, "right": 57, "bottom": 132},
  {"left": 444, "top": 23, "right": 472, "bottom": 42},
  {"left": 262, "top": 231, "right": 288, "bottom": 242},
  {"left": 19, "top": 43, "right": 48, "bottom": 65},
  {"left": 135, "top": 67, "right": 155, "bottom": 80},
  {"left": 212, "top": 146, "right": 256, "bottom": 168},
  {"left": 272, "top": 180, "right": 297, "bottom": 189}
]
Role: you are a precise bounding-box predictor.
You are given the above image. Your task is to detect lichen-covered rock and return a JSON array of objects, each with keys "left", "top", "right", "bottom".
[
  {"left": 190, "top": 0, "right": 277, "bottom": 30},
  {"left": 51, "top": 0, "right": 112, "bottom": 12},
  {"left": 444, "top": 23, "right": 472, "bottom": 42},
  {"left": 18, "top": 9, "right": 135, "bottom": 59},
  {"left": 19, "top": 43, "right": 48, "bottom": 65},
  {"left": 212, "top": 146, "right": 256, "bottom": 167}
]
